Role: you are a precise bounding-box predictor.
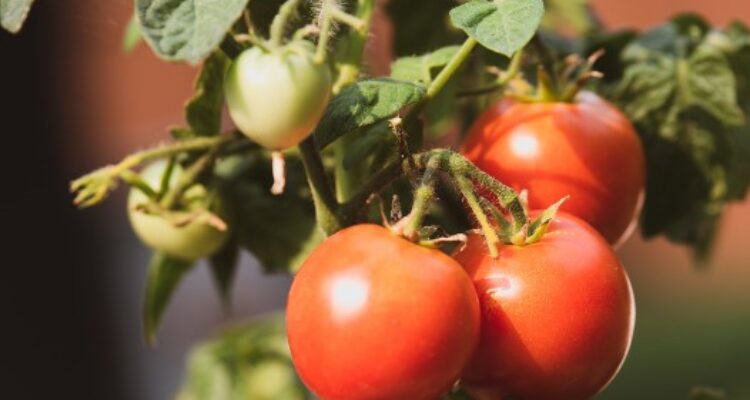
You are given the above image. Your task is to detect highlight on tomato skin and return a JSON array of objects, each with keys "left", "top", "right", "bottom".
[
  {"left": 453, "top": 212, "right": 635, "bottom": 400},
  {"left": 285, "top": 224, "right": 481, "bottom": 400},
  {"left": 462, "top": 91, "right": 646, "bottom": 247}
]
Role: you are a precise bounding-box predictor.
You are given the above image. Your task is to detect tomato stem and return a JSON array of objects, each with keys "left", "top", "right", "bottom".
[
  {"left": 453, "top": 173, "right": 500, "bottom": 258},
  {"left": 426, "top": 37, "right": 477, "bottom": 101},
  {"left": 160, "top": 146, "right": 222, "bottom": 210},
  {"left": 402, "top": 156, "right": 440, "bottom": 240},
  {"left": 269, "top": 0, "right": 302, "bottom": 48}
]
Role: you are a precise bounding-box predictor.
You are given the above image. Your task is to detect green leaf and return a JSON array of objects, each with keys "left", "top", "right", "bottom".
[
  {"left": 685, "top": 43, "right": 745, "bottom": 126},
  {"left": 313, "top": 78, "right": 427, "bottom": 150},
  {"left": 0, "top": 0, "right": 34, "bottom": 34},
  {"left": 143, "top": 252, "right": 194, "bottom": 345},
  {"left": 208, "top": 235, "right": 239, "bottom": 309},
  {"left": 449, "top": 0, "right": 544, "bottom": 57},
  {"left": 689, "top": 386, "right": 728, "bottom": 400},
  {"left": 214, "top": 153, "right": 322, "bottom": 273},
  {"left": 386, "top": 0, "right": 462, "bottom": 57},
  {"left": 178, "top": 315, "right": 308, "bottom": 400},
  {"left": 390, "top": 46, "right": 461, "bottom": 84},
  {"left": 136, "top": 0, "right": 250, "bottom": 63},
  {"left": 186, "top": 51, "right": 230, "bottom": 136},
  {"left": 123, "top": 13, "right": 143, "bottom": 53}
]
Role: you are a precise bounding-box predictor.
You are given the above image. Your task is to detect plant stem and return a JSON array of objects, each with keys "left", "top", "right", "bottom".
[
  {"left": 426, "top": 37, "right": 477, "bottom": 101},
  {"left": 402, "top": 156, "right": 440, "bottom": 240},
  {"left": 453, "top": 173, "right": 500, "bottom": 258},
  {"left": 314, "top": 0, "right": 336, "bottom": 64},
  {"left": 114, "top": 136, "right": 234, "bottom": 178},
  {"left": 299, "top": 137, "right": 341, "bottom": 235},
  {"left": 161, "top": 148, "right": 221, "bottom": 210},
  {"left": 456, "top": 49, "right": 524, "bottom": 98},
  {"left": 269, "top": 0, "right": 301, "bottom": 48}
]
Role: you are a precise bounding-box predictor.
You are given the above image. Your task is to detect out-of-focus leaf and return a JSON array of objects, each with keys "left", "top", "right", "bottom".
[
  {"left": 391, "top": 46, "right": 461, "bottom": 84},
  {"left": 689, "top": 386, "right": 728, "bottom": 400},
  {"left": 611, "top": 17, "right": 750, "bottom": 257},
  {"left": 542, "top": 0, "right": 595, "bottom": 35},
  {"left": 385, "top": 0, "right": 462, "bottom": 57},
  {"left": 136, "top": 0, "right": 249, "bottom": 63},
  {"left": 185, "top": 51, "right": 230, "bottom": 137},
  {"left": 123, "top": 13, "right": 143, "bottom": 53},
  {"left": 313, "top": 78, "right": 426, "bottom": 150},
  {"left": 0, "top": 0, "right": 34, "bottom": 34},
  {"left": 178, "top": 315, "right": 308, "bottom": 400},
  {"left": 143, "top": 252, "right": 194, "bottom": 345},
  {"left": 449, "top": 0, "right": 544, "bottom": 57}
]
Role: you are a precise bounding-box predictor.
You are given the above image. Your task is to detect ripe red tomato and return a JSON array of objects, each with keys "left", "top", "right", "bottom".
[
  {"left": 453, "top": 212, "right": 635, "bottom": 400},
  {"left": 286, "top": 224, "right": 480, "bottom": 400},
  {"left": 462, "top": 92, "right": 645, "bottom": 246}
]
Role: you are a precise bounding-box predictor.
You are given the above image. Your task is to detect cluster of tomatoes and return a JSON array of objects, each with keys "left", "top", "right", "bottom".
[
  {"left": 125, "top": 34, "right": 646, "bottom": 399},
  {"left": 286, "top": 92, "right": 645, "bottom": 399}
]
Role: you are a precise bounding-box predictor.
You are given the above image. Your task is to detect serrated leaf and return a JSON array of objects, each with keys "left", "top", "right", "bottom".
[
  {"left": 686, "top": 43, "right": 745, "bottom": 126},
  {"left": 1, "top": 0, "right": 34, "bottom": 34},
  {"left": 123, "top": 14, "right": 143, "bottom": 53},
  {"left": 209, "top": 235, "right": 239, "bottom": 309},
  {"left": 186, "top": 51, "right": 230, "bottom": 136},
  {"left": 143, "top": 252, "right": 194, "bottom": 345},
  {"left": 390, "top": 46, "right": 461, "bottom": 84},
  {"left": 449, "top": 0, "right": 544, "bottom": 57},
  {"left": 136, "top": 0, "right": 249, "bottom": 63},
  {"left": 313, "top": 78, "right": 426, "bottom": 150}
]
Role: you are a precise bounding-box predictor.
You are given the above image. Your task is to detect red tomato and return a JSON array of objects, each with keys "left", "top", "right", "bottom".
[
  {"left": 462, "top": 92, "right": 645, "bottom": 246},
  {"left": 286, "top": 224, "right": 480, "bottom": 400},
  {"left": 453, "top": 212, "right": 635, "bottom": 400}
]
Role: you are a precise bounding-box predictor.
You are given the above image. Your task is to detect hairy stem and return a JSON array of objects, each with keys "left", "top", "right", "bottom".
[
  {"left": 402, "top": 156, "right": 440, "bottom": 240},
  {"left": 269, "top": 0, "right": 302, "bottom": 48},
  {"left": 453, "top": 173, "right": 500, "bottom": 258}
]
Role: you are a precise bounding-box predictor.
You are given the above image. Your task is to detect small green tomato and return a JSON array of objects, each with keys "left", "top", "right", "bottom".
[
  {"left": 225, "top": 40, "right": 332, "bottom": 150},
  {"left": 127, "top": 160, "right": 228, "bottom": 260}
]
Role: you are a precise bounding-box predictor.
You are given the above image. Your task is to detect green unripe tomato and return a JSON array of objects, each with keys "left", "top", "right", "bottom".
[
  {"left": 225, "top": 41, "right": 332, "bottom": 150},
  {"left": 127, "top": 160, "right": 228, "bottom": 261}
]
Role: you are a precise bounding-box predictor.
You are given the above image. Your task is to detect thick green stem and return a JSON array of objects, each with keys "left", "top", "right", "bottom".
[
  {"left": 453, "top": 173, "right": 500, "bottom": 258},
  {"left": 299, "top": 137, "right": 341, "bottom": 235}
]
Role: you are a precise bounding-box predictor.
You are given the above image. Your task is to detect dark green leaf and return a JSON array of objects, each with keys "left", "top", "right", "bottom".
[
  {"left": 123, "top": 14, "right": 143, "bottom": 53},
  {"left": 390, "top": 46, "right": 461, "bottom": 84},
  {"left": 208, "top": 235, "right": 239, "bottom": 309},
  {"left": 186, "top": 51, "right": 230, "bottom": 136},
  {"left": 215, "top": 153, "right": 322, "bottom": 273},
  {"left": 1, "top": 0, "right": 34, "bottom": 34},
  {"left": 136, "top": 0, "right": 249, "bottom": 63},
  {"left": 313, "top": 78, "right": 426, "bottom": 150},
  {"left": 143, "top": 252, "right": 194, "bottom": 345},
  {"left": 686, "top": 43, "right": 745, "bottom": 126},
  {"left": 449, "top": 0, "right": 544, "bottom": 57}
]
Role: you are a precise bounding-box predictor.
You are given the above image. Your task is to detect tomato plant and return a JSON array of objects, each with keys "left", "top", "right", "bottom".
[
  {"left": 286, "top": 224, "right": 480, "bottom": 400},
  {"left": 462, "top": 91, "right": 645, "bottom": 246},
  {"left": 0, "top": 0, "right": 741, "bottom": 397},
  {"left": 225, "top": 40, "right": 332, "bottom": 150},
  {"left": 127, "top": 160, "right": 229, "bottom": 261},
  {"left": 453, "top": 212, "right": 635, "bottom": 400}
]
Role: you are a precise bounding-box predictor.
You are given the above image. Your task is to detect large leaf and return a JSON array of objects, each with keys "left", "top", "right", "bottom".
[
  {"left": 313, "top": 78, "right": 427, "bottom": 150},
  {"left": 449, "top": 0, "right": 544, "bottom": 57},
  {"left": 136, "top": 0, "right": 249, "bottom": 63},
  {"left": 0, "top": 0, "right": 34, "bottom": 33},
  {"left": 214, "top": 152, "right": 322, "bottom": 273},
  {"left": 143, "top": 252, "right": 194, "bottom": 345},
  {"left": 612, "top": 17, "right": 750, "bottom": 257},
  {"left": 186, "top": 51, "right": 230, "bottom": 136}
]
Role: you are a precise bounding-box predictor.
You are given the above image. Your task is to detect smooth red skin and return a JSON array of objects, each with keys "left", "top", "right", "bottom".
[
  {"left": 462, "top": 92, "right": 645, "bottom": 246},
  {"left": 453, "top": 213, "right": 635, "bottom": 400},
  {"left": 287, "top": 224, "right": 481, "bottom": 400}
]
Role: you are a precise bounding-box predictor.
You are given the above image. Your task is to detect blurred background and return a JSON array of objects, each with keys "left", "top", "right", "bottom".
[{"left": 2, "top": 0, "right": 749, "bottom": 399}]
